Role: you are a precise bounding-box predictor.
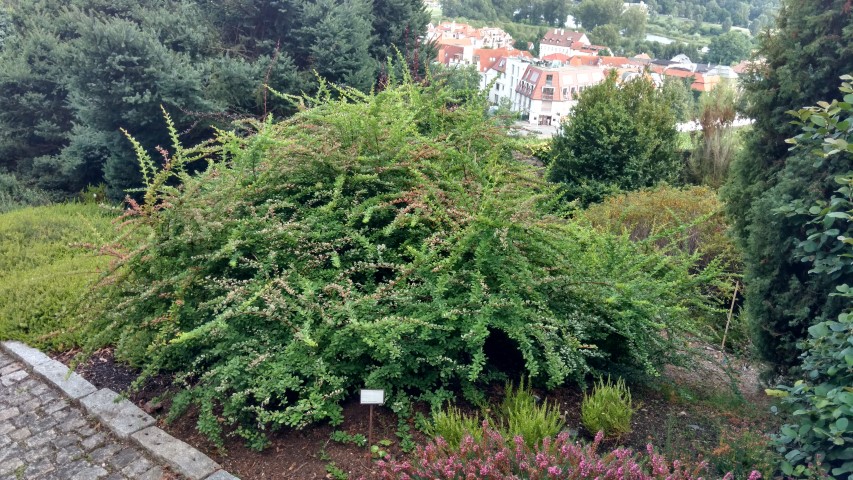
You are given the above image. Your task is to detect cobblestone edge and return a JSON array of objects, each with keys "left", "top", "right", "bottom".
[{"left": 1, "top": 341, "right": 239, "bottom": 480}]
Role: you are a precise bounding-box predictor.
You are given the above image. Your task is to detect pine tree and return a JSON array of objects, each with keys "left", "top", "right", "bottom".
[{"left": 370, "top": 0, "right": 428, "bottom": 62}]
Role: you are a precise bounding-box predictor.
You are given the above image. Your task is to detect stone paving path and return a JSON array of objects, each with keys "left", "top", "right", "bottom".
[{"left": 0, "top": 351, "right": 169, "bottom": 480}]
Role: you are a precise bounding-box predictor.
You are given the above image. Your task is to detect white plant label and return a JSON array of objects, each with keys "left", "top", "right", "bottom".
[{"left": 360, "top": 389, "right": 385, "bottom": 405}]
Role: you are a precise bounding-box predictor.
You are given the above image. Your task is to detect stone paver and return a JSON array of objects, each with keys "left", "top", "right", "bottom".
[
  {"left": 80, "top": 390, "right": 156, "bottom": 440},
  {"left": 131, "top": 428, "right": 218, "bottom": 480},
  {"left": 0, "top": 351, "right": 168, "bottom": 480}
]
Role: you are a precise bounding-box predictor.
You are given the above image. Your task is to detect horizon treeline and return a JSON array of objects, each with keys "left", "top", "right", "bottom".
[
  {"left": 0, "top": 0, "right": 428, "bottom": 199},
  {"left": 443, "top": 0, "right": 776, "bottom": 29}
]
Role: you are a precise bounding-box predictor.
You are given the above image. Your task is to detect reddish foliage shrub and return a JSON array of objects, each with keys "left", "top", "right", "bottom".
[
  {"left": 377, "top": 423, "right": 759, "bottom": 479},
  {"left": 579, "top": 185, "right": 740, "bottom": 271}
]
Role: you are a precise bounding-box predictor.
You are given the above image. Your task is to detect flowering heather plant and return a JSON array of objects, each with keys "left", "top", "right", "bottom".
[{"left": 378, "top": 422, "right": 757, "bottom": 480}]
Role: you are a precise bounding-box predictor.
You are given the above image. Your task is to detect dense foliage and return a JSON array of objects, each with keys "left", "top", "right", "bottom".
[
  {"left": 644, "top": 0, "right": 777, "bottom": 28},
  {"left": 89, "top": 79, "right": 722, "bottom": 448},
  {"left": 378, "top": 427, "right": 724, "bottom": 479},
  {"left": 580, "top": 186, "right": 744, "bottom": 349},
  {"left": 548, "top": 74, "right": 680, "bottom": 206},
  {"left": 722, "top": 0, "right": 853, "bottom": 365},
  {"left": 769, "top": 81, "right": 853, "bottom": 480},
  {"left": 580, "top": 186, "right": 738, "bottom": 270},
  {"left": 705, "top": 31, "right": 753, "bottom": 65},
  {"left": 0, "top": 203, "right": 115, "bottom": 350},
  {"left": 574, "top": 0, "right": 623, "bottom": 30},
  {"left": 0, "top": 0, "right": 428, "bottom": 199},
  {"left": 442, "top": 0, "right": 570, "bottom": 26}
]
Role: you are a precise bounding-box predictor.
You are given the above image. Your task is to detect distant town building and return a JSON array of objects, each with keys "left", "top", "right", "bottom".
[
  {"left": 538, "top": 29, "right": 590, "bottom": 58},
  {"left": 514, "top": 65, "right": 607, "bottom": 125},
  {"left": 649, "top": 55, "right": 741, "bottom": 91},
  {"left": 427, "top": 22, "right": 514, "bottom": 49}
]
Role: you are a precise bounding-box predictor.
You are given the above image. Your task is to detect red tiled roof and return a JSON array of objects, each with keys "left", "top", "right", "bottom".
[
  {"left": 541, "top": 29, "right": 589, "bottom": 46},
  {"left": 542, "top": 53, "right": 572, "bottom": 62},
  {"left": 436, "top": 44, "right": 465, "bottom": 65},
  {"left": 474, "top": 47, "right": 532, "bottom": 72},
  {"left": 516, "top": 65, "right": 606, "bottom": 101}
]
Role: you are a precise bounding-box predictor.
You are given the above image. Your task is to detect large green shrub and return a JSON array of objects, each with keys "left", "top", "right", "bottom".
[
  {"left": 580, "top": 185, "right": 743, "bottom": 348},
  {"left": 0, "top": 172, "right": 54, "bottom": 213},
  {"left": 548, "top": 73, "right": 681, "bottom": 206},
  {"left": 0, "top": 203, "right": 115, "bottom": 350},
  {"left": 580, "top": 185, "right": 740, "bottom": 271},
  {"left": 90, "top": 78, "right": 723, "bottom": 448}
]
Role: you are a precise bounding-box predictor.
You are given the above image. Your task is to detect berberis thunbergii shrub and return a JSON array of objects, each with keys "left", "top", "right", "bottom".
[{"left": 89, "top": 75, "right": 723, "bottom": 449}]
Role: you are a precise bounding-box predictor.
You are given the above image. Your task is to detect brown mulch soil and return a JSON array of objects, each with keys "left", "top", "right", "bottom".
[{"left": 55, "top": 346, "right": 777, "bottom": 480}]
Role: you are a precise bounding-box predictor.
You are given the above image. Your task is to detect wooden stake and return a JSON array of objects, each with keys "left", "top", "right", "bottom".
[
  {"left": 721, "top": 281, "right": 740, "bottom": 351},
  {"left": 366, "top": 404, "right": 374, "bottom": 462}
]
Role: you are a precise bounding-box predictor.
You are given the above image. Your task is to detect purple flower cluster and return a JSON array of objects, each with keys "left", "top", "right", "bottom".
[{"left": 377, "top": 422, "right": 760, "bottom": 480}]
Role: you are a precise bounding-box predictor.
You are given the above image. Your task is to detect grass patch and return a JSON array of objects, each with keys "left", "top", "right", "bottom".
[{"left": 0, "top": 203, "right": 116, "bottom": 350}]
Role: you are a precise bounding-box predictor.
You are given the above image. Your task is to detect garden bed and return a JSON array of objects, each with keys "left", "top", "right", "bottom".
[{"left": 55, "top": 345, "right": 776, "bottom": 480}]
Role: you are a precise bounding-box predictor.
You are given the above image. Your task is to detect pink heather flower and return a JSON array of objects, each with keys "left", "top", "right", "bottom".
[
  {"left": 594, "top": 431, "right": 605, "bottom": 444},
  {"left": 722, "top": 472, "right": 734, "bottom": 480},
  {"left": 747, "top": 471, "right": 761, "bottom": 480},
  {"left": 548, "top": 466, "right": 563, "bottom": 477}
]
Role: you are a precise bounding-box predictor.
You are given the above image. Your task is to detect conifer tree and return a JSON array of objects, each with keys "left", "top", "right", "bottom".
[
  {"left": 64, "top": 15, "right": 211, "bottom": 197},
  {"left": 723, "top": 0, "right": 853, "bottom": 365},
  {"left": 299, "top": 0, "right": 378, "bottom": 90}
]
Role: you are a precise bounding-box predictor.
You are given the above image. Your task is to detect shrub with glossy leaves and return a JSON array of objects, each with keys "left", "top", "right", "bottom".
[
  {"left": 769, "top": 78, "right": 853, "bottom": 479},
  {"left": 90, "top": 76, "right": 723, "bottom": 449}
]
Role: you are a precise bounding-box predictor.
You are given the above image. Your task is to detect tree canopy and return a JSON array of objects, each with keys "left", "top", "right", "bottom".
[
  {"left": 0, "top": 0, "right": 428, "bottom": 199},
  {"left": 548, "top": 73, "right": 681, "bottom": 205},
  {"left": 706, "top": 31, "right": 753, "bottom": 65},
  {"left": 574, "top": 0, "right": 623, "bottom": 30}
]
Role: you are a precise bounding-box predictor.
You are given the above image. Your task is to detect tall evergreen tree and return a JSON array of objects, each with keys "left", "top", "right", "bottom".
[
  {"left": 299, "top": 0, "right": 377, "bottom": 90},
  {"left": 370, "top": 0, "right": 428, "bottom": 62},
  {"left": 64, "top": 15, "right": 212, "bottom": 198},
  {"left": 722, "top": 0, "right": 853, "bottom": 365},
  {"left": 0, "top": 0, "right": 432, "bottom": 199}
]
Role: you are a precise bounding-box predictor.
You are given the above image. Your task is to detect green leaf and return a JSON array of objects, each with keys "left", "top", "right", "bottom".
[{"left": 809, "top": 323, "right": 830, "bottom": 337}]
